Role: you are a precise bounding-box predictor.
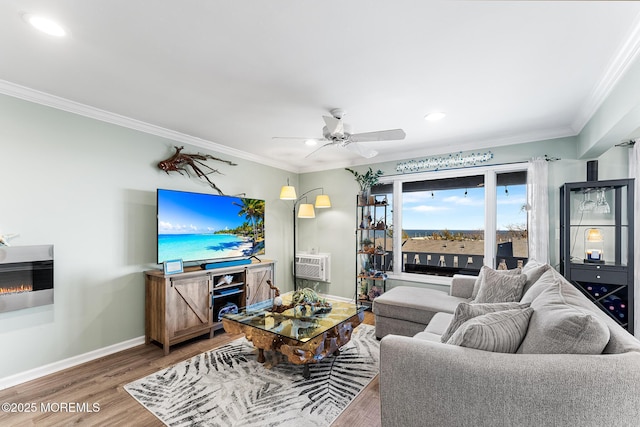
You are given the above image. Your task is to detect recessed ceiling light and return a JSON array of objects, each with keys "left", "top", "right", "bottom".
[
  {"left": 424, "top": 112, "right": 446, "bottom": 122},
  {"left": 22, "top": 13, "right": 67, "bottom": 37},
  {"left": 305, "top": 139, "right": 318, "bottom": 146}
]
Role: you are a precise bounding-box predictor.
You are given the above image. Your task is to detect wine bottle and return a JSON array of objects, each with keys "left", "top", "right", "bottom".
[{"left": 587, "top": 284, "right": 608, "bottom": 298}]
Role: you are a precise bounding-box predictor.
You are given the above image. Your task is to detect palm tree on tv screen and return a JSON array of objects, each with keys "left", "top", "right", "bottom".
[{"left": 234, "top": 198, "right": 265, "bottom": 250}]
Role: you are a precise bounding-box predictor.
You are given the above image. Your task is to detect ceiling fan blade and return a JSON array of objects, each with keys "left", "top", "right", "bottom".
[
  {"left": 305, "top": 141, "right": 338, "bottom": 158},
  {"left": 349, "top": 129, "right": 406, "bottom": 143},
  {"left": 272, "top": 136, "right": 320, "bottom": 140},
  {"left": 322, "top": 115, "right": 344, "bottom": 135},
  {"left": 345, "top": 142, "right": 378, "bottom": 158}
]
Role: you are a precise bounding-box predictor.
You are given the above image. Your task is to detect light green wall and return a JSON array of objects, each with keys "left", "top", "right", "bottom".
[
  {"left": 0, "top": 94, "right": 295, "bottom": 379},
  {"left": 1, "top": 51, "right": 638, "bottom": 381},
  {"left": 578, "top": 56, "right": 640, "bottom": 158}
]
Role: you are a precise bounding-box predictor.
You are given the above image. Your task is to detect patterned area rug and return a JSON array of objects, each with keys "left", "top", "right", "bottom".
[{"left": 125, "top": 324, "right": 379, "bottom": 426}]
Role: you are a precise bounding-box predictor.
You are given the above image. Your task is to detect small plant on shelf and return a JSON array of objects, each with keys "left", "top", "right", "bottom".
[
  {"left": 361, "top": 238, "right": 374, "bottom": 253},
  {"left": 346, "top": 167, "right": 384, "bottom": 202}
]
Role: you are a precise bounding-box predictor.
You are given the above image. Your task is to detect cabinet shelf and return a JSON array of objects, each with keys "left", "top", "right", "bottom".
[
  {"left": 213, "top": 289, "right": 243, "bottom": 298},
  {"left": 357, "top": 275, "right": 387, "bottom": 280},
  {"left": 213, "top": 282, "right": 245, "bottom": 290}
]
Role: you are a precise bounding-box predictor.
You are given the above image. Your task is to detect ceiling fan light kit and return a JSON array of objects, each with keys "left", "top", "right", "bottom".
[{"left": 21, "top": 12, "right": 68, "bottom": 37}]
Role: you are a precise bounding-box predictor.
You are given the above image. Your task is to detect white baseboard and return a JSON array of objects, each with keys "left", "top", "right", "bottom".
[{"left": 0, "top": 336, "right": 145, "bottom": 390}]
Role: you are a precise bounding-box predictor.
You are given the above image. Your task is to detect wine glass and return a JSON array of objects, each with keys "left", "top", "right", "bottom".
[
  {"left": 579, "top": 191, "right": 595, "bottom": 212},
  {"left": 594, "top": 189, "right": 610, "bottom": 214}
]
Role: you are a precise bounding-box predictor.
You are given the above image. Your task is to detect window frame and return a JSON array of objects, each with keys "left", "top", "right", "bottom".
[{"left": 381, "top": 162, "right": 528, "bottom": 285}]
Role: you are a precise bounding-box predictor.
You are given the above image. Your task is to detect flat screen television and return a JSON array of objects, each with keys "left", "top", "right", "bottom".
[{"left": 156, "top": 188, "right": 265, "bottom": 264}]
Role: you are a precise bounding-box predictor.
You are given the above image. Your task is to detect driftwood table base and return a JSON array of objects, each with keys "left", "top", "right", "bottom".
[{"left": 223, "top": 311, "right": 364, "bottom": 379}]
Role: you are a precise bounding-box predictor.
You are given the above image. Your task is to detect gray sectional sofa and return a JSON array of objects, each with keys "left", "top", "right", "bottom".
[{"left": 373, "top": 263, "right": 640, "bottom": 427}]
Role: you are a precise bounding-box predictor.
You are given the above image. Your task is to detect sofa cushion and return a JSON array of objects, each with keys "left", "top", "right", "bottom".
[
  {"left": 446, "top": 307, "right": 534, "bottom": 353},
  {"left": 440, "top": 301, "right": 530, "bottom": 343},
  {"left": 413, "top": 331, "right": 443, "bottom": 342},
  {"left": 520, "top": 268, "right": 557, "bottom": 304},
  {"left": 518, "top": 270, "right": 610, "bottom": 354},
  {"left": 521, "top": 261, "right": 552, "bottom": 296},
  {"left": 425, "top": 312, "right": 454, "bottom": 336},
  {"left": 373, "top": 286, "right": 467, "bottom": 325},
  {"left": 473, "top": 267, "right": 528, "bottom": 303},
  {"left": 471, "top": 265, "right": 522, "bottom": 300}
]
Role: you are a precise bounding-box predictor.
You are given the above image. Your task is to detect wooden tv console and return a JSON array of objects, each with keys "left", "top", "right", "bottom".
[{"left": 144, "top": 260, "right": 275, "bottom": 355}]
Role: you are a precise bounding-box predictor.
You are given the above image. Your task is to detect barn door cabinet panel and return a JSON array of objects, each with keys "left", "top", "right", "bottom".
[{"left": 245, "top": 264, "right": 275, "bottom": 307}]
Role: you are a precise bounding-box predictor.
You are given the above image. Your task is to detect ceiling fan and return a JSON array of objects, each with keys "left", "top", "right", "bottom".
[{"left": 274, "top": 108, "right": 406, "bottom": 158}]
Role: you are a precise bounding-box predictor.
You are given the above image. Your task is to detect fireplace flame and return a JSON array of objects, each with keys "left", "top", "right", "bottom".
[{"left": 0, "top": 284, "right": 33, "bottom": 295}]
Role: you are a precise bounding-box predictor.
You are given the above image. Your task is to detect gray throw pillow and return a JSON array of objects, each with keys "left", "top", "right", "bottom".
[
  {"left": 473, "top": 268, "right": 528, "bottom": 303},
  {"left": 447, "top": 307, "right": 534, "bottom": 353},
  {"left": 518, "top": 270, "right": 610, "bottom": 354},
  {"left": 521, "top": 261, "right": 551, "bottom": 296},
  {"left": 471, "top": 265, "right": 522, "bottom": 299},
  {"left": 441, "top": 301, "right": 530, "bottom": 343},
  {"left": 520, "top": 268, "right": 556, "bottom": 304}
]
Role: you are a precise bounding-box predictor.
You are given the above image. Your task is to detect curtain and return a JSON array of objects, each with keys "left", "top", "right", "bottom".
[
  {"left": 526, "top": 158, "right": 549, "bottom": 264},
  {"left": 630, "top": 143, "right": 639, "bottom": 337}
]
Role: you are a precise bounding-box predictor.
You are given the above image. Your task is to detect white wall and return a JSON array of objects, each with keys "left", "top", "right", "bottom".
[{"left": 0, "top": 94, "right": 294, "bottom": 379}]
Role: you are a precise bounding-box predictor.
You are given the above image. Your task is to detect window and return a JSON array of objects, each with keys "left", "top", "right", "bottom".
[
  {"left": 382, "top": 164, "right": 528, "bottom": 279},
  {"left": 496, "top": 171, "right": 528, "bottom": 269}
]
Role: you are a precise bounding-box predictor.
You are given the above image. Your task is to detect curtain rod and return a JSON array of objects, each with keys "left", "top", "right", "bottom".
[{"left": 615, "top": 139, "right": 636, "bottom": 147}]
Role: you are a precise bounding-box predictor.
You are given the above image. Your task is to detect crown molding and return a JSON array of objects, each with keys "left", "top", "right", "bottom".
[
  {"left": 0, "top": 79, "right": 299, "bottom": 173},
  {"left": 572, "top": 12, "right": 640, "bottom": 133}
]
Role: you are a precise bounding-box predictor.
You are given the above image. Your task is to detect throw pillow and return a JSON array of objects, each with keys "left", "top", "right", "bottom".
[
  {"left": 518, "top": 270, "right": 610, "bottom": 354},
  {"left": 473, "top": 268, "right": 528, "bottom": 303},
  {"left": 471, "top": 265, "right": 522, "bottom": 300},
  {"left": 521, "top": 261, "right": 552, "bottom": 296},
  {"left": 447, "top": 307, "right": 534, "bottom": 353},
  {"left": 440, "top": 301, "right": 530, "bottom": 343},
  {"left": 520, "top": 268, "right": 556, "bottom": 304}
]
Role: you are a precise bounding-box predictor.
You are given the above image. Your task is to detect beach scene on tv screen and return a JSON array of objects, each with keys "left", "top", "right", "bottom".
[{"left": 158, "top": 190, "right": 265, "bottom": 263}]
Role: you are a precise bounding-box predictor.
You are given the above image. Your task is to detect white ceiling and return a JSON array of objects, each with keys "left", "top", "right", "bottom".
[{"left": 1, "top": 1, "right": 640, "bottom": 173}]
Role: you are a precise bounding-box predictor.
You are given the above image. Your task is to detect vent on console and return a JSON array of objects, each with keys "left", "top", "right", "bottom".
[{"left": 295, "top": 253, "right": 330, "bottom": 282}]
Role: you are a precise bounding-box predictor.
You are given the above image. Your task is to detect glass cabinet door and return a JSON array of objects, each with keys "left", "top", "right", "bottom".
[{"left": 566, "top": 184, "right": 630, "bottom": 266}]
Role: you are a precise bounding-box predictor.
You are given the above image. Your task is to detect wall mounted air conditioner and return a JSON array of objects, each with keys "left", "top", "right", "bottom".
[{"left": 295, "top": 253, "right": 331, "bottom": 282}]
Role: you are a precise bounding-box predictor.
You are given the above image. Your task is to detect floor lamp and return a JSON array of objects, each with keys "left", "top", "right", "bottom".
[{"left": 280, "top": 183, "right": 331, "bottom": 291}]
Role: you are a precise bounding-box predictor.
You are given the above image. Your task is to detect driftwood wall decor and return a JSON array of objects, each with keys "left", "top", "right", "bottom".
[{"left": 157, "top": 146, "right": 237, "bottom": 195}]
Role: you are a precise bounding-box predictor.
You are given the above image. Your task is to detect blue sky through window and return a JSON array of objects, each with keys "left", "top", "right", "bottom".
[{"left": 402, "top": 185, "right": 526, "bottom": 231}]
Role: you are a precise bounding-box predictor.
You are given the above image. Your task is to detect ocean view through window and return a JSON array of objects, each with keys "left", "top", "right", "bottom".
[{"left": 379, "top": 164, "right": 528, "bottom": 279}]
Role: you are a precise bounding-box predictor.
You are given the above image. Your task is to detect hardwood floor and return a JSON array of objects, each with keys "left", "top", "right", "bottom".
[{"left": 0, "top": 312, "right": 380, "bottom": 427}]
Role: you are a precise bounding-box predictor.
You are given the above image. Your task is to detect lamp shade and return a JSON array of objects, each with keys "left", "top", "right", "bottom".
[
  {"left": 586, "top": 228, "right": 603, "bottom": 242},
  {"left": 315, "top": 194, "right": 331, "bottom": 208},
  {"left": 297, "top": 203, "right": 316, "bottom": 218},
  {"left": 279, "top": 185, "right": 297, "bottom": 200}
]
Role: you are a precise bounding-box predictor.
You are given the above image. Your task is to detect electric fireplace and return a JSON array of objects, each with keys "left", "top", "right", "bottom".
[{"left": 0, "top": 245, "right": 53, "bottom": 313}]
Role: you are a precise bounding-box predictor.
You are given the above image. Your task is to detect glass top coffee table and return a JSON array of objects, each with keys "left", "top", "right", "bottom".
[{"left": 222, "top": 294, "right": 366, "bottom": 378}]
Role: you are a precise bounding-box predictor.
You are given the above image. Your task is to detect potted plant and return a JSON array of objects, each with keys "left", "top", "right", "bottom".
[
  {"left": 361, "top": 238, "right": 374, "bottom": 253},
  {"left": 345, "top": 167, "right": 384, "bottom": 205}
]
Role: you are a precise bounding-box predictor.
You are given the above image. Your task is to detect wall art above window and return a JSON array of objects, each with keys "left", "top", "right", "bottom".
[{"left": 396, "top": 151, "right": 493, "bottom": 173}]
